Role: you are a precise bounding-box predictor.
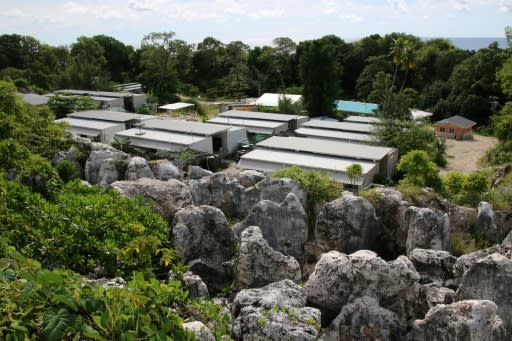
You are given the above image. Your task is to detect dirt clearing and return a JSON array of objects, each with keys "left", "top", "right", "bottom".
[{"left": 440, "top": 134, "right": 497, "bottom": 175}]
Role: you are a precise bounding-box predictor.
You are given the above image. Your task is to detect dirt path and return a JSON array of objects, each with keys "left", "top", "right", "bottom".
[{"left": 440, "top": 134, "right": 497, "bottom": 175}]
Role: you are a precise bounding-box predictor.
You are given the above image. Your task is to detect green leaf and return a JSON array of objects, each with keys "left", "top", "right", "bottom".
[
  {"left": 53, "top": 294, "right": 78, "bottom": 311},
  {"left": 82, "top": 324, "right": 106, "bottom": 341},
  {"left": 41, "top": 307, "right": 80, "bottom": 341}
]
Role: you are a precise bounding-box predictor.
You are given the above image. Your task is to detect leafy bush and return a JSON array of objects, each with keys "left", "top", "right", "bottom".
[
  {"left": 0, "top": 178, "right": 173, "bottom": 277},
  {"left": 55, "top": 160, "right": 80, "bottom": 183},
  {"left": 397, "top": 150, "right": 443, "bottom": 191},
  {"left": 443, "top": 171, "right": 490, "bottom": 207},
  {"left": 272, "top": 165, "right": 342, "bottom": 205}
]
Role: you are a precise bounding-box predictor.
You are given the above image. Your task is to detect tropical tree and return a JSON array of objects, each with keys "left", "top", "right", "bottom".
[
  {"left": 397, "top": 150, "right": 442, "bottom": 190},
  {"left": 223, "top": 41, "right": 250, "bottom": 100}
]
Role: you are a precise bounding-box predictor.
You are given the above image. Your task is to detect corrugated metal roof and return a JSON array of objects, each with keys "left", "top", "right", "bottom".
[
  {"left": 55, "top": 117, "right": 123, "bottom": 130},
  {"left": 57, "top": 89, "right": 132, "bottom": 98},
  {"left": 252, "top": 93, "right": 302, "bottom": 107},
  {"left": 336, "top": 100, "right": 378, "bottom": 115},
  {"left": 434, "top": 115, "right": 476, "bottom": 128},
  {"left": 303, "top": 120, "right": 376, "bottom": 133},
  {"left": 219, "top": 110, "right": 307, "bottom": 122},
  {"left": 116, "top": 128, "right": 207, "bottom": 146},
  {"left": 344, "top": 115, "right": 381, "bottom": 124},
  {"left": 295, "top": 127, "right": 372, "bottom": 142},
  {"left": 238, "top": 149, "right": 377, "bottom": 184},
  {"left": 257, "top": 136, "right": 395, "bottom": 161},
  {"left": 143, "top": 118, "right": 229, "bottom": 136},
  {"left": 208, "top": 117, "right": 288, "bottom": 129},
  {"left": 68, "top": 110, "right": 156, "bottom": 122},
  {"left": 159, "top": 102, "right": 195, "bottom": 110}
]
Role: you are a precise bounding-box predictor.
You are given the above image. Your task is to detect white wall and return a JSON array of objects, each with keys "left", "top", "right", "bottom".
[
  {"left": 101, "top": 123, "right": 127, "bottom": 144},
  {"left": 132, "top": 94, "right": 147, "bottom": 109},
  {"left": 190, "top": 136, "right": 214, "bottom": 154},
  {"left": 224, "top": 127, "right": 247, "bottom": 154}
]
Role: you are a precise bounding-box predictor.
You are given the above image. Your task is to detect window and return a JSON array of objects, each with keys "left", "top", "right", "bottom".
[
  {"left": 440, "top": 127, "right": 445, "bottom": 132},
  {"left": 449, "top": 128, "right": 455, "bottom": 134}
]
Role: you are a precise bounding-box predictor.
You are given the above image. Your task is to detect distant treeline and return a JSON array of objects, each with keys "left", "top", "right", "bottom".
[{"left": 0, "top": 31, "right": 510, "bottom": 124}]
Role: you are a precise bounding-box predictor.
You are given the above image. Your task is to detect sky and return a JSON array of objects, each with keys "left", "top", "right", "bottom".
[{"left": 0, "top": 0, "right": 510, "bottom": 47}]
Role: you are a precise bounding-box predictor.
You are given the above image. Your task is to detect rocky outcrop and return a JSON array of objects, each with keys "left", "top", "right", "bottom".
[
  {"left": 404, "top": 207, "right": 451, "bottom": 254},
  {"left": 416, "top": 283, "right": 455, "bottom": 315},
  {"left": 183, "top": 271, "right": 210, "bottom": 299},
  {"left": 408, "top": 248, "right": 456, "bottom": 285},
  {"left": 183, "top": 321, "right": 216, "bottom": 341},
  {"left": 409, "top": 300, "right": 506, "bottom": 341},
  {"left": 235, "top": 226, "right": 301, "bottom": 289},
  {"left": 233, "top": 193, "right": 308, "bottom": 265},
  {"left": 319, "top": 295, "right": 405, "bottom": 341},
  {"left": 110, "top": 178, "right": 192, "bottom": 220},
  {"left": 85, "top": 145, "right": 129, "bottom": 185},
  {"left": 187, "top": 165, "right": 213, "bottom": 179},
  {"left": 151, "top": 160, "right": 183, "bottom": 180},
  {"left": 475, "top": 201, "right": 498, "bottom": 244},
  {"left": 125, "top": 157, "right": 154, "bottom": 180},
  {"left": 238, "top": 170, "right": 265, "bottom": 188},
  {"left": 231, "top": 280, "right": 321, "bottom": 341},
  {"left": 455, "top": 251, "right": 512, "bottom": 333},
  {"left": 314, "top": 194, "right": 378, "bottom": 255},
  {"left": 304, "top": 250, "right": 420, "bottom": 324},
  {"left": 171, "top": 205, "right": 235, "bottom": 294},
  {"left": 97, "top": 158, "right": 119, "bottom": 186}
]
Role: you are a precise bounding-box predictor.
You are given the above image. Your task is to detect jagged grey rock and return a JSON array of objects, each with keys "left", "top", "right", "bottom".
[
  {"left": 97, "top": 158, "right": 119, "bottom": 186},
  {"left": 408, "top": 248, "right": 456, "bottom": 285},
  {"left": 404, "top": 207, "right": 451, "bottom": 254},
  {"left": 304, "top": 250, "right": 420, "bottom": 324},
  {"left": 235, "top": 226, "right": 301, "bottom": 289},
  {"left": 232, "top": 280, "right": 321, "bottom": 341},
  {"left": 172, "top": 205, "right": 235, "bottom": 294},
  {"left": 233, "top": 193, "right": 308, "bottom": 265},
  {"left": 238, "top": 169, "right": 265, "bottom": 188},
  {"left": 85, "top": 146, "right": 129, "bottom": 184},
  {"left": 110, "top": 178, "right": 192, "bottom": 220},
  {"left": 409, "top": 300, "right": 506, "bottom": 341},
  {"left": 183, "top": 271, "right": 210, "bottom": 299},
  {"left": 452, "top": 245, "right": 503, "bottom": 285},
  {"left": 475, "top": 201, "right": 498, "bottom": 244},
  {"left": 125, "top": 157, "right": 154, "bottom": 180},
  {"left": 416, "top": 283, "right": 455, "bottom": 315},
  {"left": 187, "top": 165, "right": 213, "bottom": 179},
  {"left": 319, "top": 295, "right": 405, "bottom": 341},
  {"left": 255, "top": 178, "right": 307, "bottom": 210},
  {"left": 151, "top": 160, "right": 183, "bottom": 180},
  {"left": 314, "top": 194, "right": 379, "bottom": 254},
  {"left": 183, "top": 321, "right": 216, "bottom": 341},
  {"left": 455, "top": 252, "right": 512, "bottom": 333}
]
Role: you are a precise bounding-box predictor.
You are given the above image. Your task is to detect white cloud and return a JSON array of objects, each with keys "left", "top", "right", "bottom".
[
  {"left": 388, "top": 0, "right": 408, "bottom": 14},
  {"left": 341, "top": 13, "right": 363, "bottom": 23},
  {"left": 499, "top": 0, "right": 512, "bottom": 12},
  {"left": 451, "top": 0, "right": 471, "bottom": 11},
  {"left": 63, "top": 1, "right": 89, "bottom": 14}
]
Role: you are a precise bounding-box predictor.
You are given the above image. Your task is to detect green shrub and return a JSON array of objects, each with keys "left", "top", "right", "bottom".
[
  {"left": 360, "top": 188, "right": 385, "bottom": 207},
  {"left": 451, "top": 232, "right": 478, "bottom": 256},
  {"left": 55, "top": 160, "right": 80, "bottom": 183}
]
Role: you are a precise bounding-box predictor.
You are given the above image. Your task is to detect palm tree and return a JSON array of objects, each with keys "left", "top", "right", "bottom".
[
  {"left": 386, "top": 37, "right": 406, "bottom": 107},
  {"left": 398, "top": 39, "right": 417, "bottom": 92}
]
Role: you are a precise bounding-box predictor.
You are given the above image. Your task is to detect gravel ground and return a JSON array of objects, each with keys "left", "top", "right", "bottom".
[{"left": 440, "top": 134, "right": 497, "bottom": 175}]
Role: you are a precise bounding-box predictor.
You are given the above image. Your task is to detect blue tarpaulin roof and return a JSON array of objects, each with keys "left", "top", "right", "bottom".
[{"left": 336, "top": 100, "right": 378, "bottom": 115}]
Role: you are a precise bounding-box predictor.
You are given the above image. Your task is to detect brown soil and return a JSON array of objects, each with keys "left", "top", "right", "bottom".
[{"left": 440, "top": 134, "right": 497, "bottom": 175}]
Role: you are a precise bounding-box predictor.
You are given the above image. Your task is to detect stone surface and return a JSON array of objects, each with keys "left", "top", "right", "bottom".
[
  {"left": 408, "top": 248, "right": 456, "bottom": 285},
  {"left": 235, "top": 226, "right": 301, "bottom": 289},
  {"left": 125, "top": 156, "right": 154, "bottom": 180},
  {"left": 84, "top": 145, "right": 128, "bottom": 185},
  {"left": 183, "top": 271, "right": 210, "bottom": 299},
  {"left": 188, "top": 165, "right": 213, "bottom": 180},
  {"left": 97, "top": 158, "right": 119, "bottom": 186},
  {"left": 314, "top": 194, "right": 379, "bottom": 254},
  {"left": 183, "top": 321, "right": 216, "bottom": 341},
  {"left": 319, "top": 295, "right": 405, "bottom": 341},
  {"left": 110, "top": 178, "right": 192, "bottom": 220},
  {"left": 416, "top": 283, "right": 455, "bottom": 316},
  {"left": 232, "top": 280, "right": 321, "bottom": 341},
  {"left": 409, "top": 300, "right": 506, "bottom": 341},
  {"left": 455, "top": 251, "right": 512, "bottom": 334},
  {"left": 404, "top": 207, "right": 451, "bottom": 254},
  {"left": 475, "top": 201, "right": 498, "bottom": 244},
  {"left": 238, "top": 169, "right": 265, "bottom": 188},
  {"left": 304, "top": 250, "right": 420, "bottom": 324},
  {"left": 151, "top": 160, "right": 183, "bottom": 180},
  {"left": 233, "top": 193, "right": 308, "bottom": 265},
  {"left": 172, "top": 205, "right": 235, "bottom": 294}
]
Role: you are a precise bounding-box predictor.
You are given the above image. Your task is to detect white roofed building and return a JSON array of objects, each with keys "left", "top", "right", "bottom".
[{"left": 55, "top": 117, "right": 126, "bottom": 144}]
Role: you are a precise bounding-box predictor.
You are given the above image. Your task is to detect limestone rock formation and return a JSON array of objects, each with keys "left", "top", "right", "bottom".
[
  {"left": 110, "top": 178, "right": 192, "bottom": 220},
  {"left": 97, "top": 158, "right": 119, "bottom": 186},
  {"left": 235, "top": 226, "right": 301, "bottom": 289},
  {"left": 455, "top": 251, "right": 512, "bottom": 333},
  {"left": 314, "top": 194, "right": 379, "bottom": 254},
  {"left": 409, "top": 300, "right": 506, "bottom": 341},
  {"left": 171, "top": 205, "right": 235, "bottom": 293},
  {"left": 475, "top": 201, "right": 498, "bottom": 243},
  {"left": 187, "top": 165, "right": 213, "bottom": 179},
  {"left": 404, "top": 207, "right": 451, "bottom": 254},
  {"left": 183, "top": 271, "right": 210, "bottom": 299},
  {"left": 416, "top": 283, "right": 455, "bottom": 315},
  {"left": 231, "top": 280, "right": 321, "bottom": 341},
  {"left": 183, "top": 321, "right": 216, "bottom": 341},
  {"left": 238, "top": 169, "right": 265, "bottom": 188},
  {"left": 125, "top": 156, "right": 154, "bottom": 180},
  {"left": 319, "top": 295, "right": 405, "bottom": 341},
  {"left": 151, "top": 160, "right": 183, "bottom": 180},
  {"left": 233, "top": 193, "right": 308, "bottom": 265},
  {"left": 304, "top": 250, "right": 420, "bottom": 324},
  {"left": 408, "top": 248, "right": 456, "bottom": 285},
  {"left": 85, "top": 146, "right": 129, "bottom": 185}
]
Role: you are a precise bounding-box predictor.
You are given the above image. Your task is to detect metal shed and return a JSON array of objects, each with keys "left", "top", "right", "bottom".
[
  {"left": 115, "top": 129, "right": 213, "bottom": 153},
  {"left": 294, "top": 127, "right": 372, "bottom": 143},
  {"left": 55, "top": 117, "right": 126, "bottom": 144},
  {"left": 303, "top": 120, "right": 376, "bottom": 134},
  {"left": 207, "top": 117, "right": 289, "bottom": 135}
]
